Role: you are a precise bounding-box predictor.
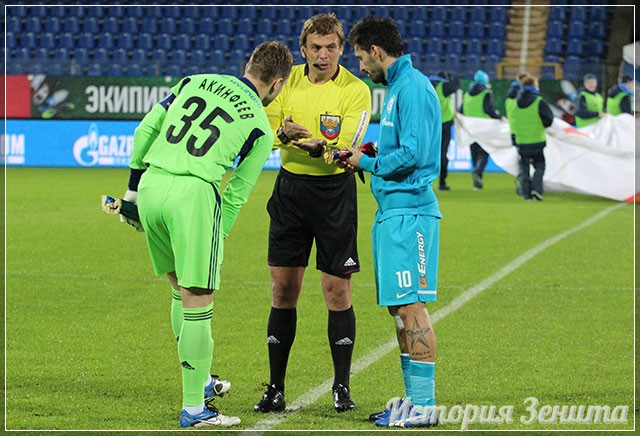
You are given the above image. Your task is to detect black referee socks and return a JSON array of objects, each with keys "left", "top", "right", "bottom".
[
  {"left": 328, "top": 306, "right": 356, "bottom": 389},
  {"left": 267, "top": 307, "right": 297, "bottom": 392}
]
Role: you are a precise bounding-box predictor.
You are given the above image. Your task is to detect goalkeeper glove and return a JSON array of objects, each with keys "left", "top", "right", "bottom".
[
  {"left": 120, "top": 190, "right": 144, "bottom": 232},
  {"left": 358, "top": 141, "right": 377, "bottom": 158}
]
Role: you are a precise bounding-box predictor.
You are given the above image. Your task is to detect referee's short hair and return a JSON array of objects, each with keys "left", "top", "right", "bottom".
[
  {"left": 247, "top": 41, "right": 294, "bottom": 84},
  {"left": 299, "top": 13, "right": 345, "bottom": 48}
]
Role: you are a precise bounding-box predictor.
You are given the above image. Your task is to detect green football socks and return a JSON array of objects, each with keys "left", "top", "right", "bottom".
[
  {"left": 178, "top": 303, "right": 214, "bottom": 407},
  {"left": 171, "top": 289, "right": 182, "bottom": 341}
]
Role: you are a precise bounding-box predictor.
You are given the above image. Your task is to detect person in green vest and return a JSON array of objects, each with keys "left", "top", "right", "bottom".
[
  {"left": 429, "top": 70, "right": 460, "bottom": 191},
  {"left": 605, "top": 74, "right": 634, "bottom": 115},
  {"left": 507, "top": 75, "right": 554, "bottom": 201},
  {"left": 505, "top": 73, "right": 531, "bottom": 197},
  {"left": 574, "top": 73, "right": 604, "bottom": 128},
  {"left": 459, "top": 69, "right": 501, "bottom": 190}
]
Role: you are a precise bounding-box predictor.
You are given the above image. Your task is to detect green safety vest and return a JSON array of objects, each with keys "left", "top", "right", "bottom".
[
  {"left": 575, "top": 90, "right": 604, "bottom": 127},
  {"left": 462, "top": 89, "right": 491, "bottom": 118},
  {"left": 435, "top": 82, "right": 454, "bottom": 123},
  {"left": 508, "top": 97, "right": 546, "bottom": 145},
  {"left": 606, "top": 91, "right": 628, "bottom": 115}
]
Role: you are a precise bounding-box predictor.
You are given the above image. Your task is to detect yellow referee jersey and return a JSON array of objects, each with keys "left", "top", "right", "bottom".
[{"left": 265, "top": 64, "right": 371, "bottom": 176}]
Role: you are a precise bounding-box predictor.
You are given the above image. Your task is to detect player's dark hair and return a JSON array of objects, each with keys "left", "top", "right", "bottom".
[
  {"left": 299, "top": 13, "right": 345, "bottom": 48},
  {"left": 348, "top": 16, "right": 404, "bottom": 58},
  {"left": 247, "top": 41, "right": 294, "bottom": 84}
]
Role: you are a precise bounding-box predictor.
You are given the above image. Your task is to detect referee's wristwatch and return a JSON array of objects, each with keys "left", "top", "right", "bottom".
[{"left": 277, "top": 126, "right": 290, "bottom": 144}]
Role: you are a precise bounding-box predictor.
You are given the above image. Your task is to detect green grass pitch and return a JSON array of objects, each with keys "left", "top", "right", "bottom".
[{"left": 4, "top": 167, "right": 635, "bottom": 431}]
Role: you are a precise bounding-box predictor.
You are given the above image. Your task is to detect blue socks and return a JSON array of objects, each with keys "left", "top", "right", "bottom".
[
  {"left": 400, "top": 353, "right": 412, "bottom": 399},
  {"left": 409, "top": 360, "right": 435, "bottom": 406}
]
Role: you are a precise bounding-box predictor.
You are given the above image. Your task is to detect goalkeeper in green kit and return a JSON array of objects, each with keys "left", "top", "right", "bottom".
[{"left": 120, "top": 41, "right": 293, "bottom": 428}]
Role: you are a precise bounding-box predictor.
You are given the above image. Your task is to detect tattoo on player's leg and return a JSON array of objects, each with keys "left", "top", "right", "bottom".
[{"left": 407, "top": 317, "right": 432, "bottom": 358}]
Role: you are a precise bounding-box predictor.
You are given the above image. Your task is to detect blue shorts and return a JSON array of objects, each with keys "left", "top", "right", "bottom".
[{"left": 372, "top": 213, "right": 439, "bottom": 306}]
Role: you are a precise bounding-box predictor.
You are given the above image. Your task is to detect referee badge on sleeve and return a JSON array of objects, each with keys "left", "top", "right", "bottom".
[{"left": 320, "top": 114, "right": 341, "bottom": 140}]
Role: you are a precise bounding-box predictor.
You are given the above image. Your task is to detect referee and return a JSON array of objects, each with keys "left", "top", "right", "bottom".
[{"left": 254, "top": 13, "right": 371, "bottom": 413}]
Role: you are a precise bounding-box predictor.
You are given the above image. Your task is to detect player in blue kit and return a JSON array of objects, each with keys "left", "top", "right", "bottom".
[{"left": 339, "top": 16, "right": 442, "bottom": 428}]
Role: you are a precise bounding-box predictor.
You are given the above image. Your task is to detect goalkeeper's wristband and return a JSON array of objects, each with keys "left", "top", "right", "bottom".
[{"left": 128, "top": 168, "right": 146, "bottom": 191}]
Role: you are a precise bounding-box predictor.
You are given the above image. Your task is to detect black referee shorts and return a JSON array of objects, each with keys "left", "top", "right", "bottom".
[{"left": 267, "top": 167, "right": 360, "bottom": 277}]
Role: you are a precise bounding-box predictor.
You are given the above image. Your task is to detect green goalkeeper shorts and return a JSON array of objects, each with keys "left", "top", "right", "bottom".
[{"left": 138, "top": 167, "right": 224, "bottom": 291}]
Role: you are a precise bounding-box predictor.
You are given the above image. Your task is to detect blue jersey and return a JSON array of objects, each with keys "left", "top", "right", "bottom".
[{"left": 359, "top": 55, "right": 442, "bottom": 218}]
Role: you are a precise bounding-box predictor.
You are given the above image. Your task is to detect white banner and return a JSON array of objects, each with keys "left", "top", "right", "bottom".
[{"left": 454, "top": 113, "right": 635, "bottom": 201}]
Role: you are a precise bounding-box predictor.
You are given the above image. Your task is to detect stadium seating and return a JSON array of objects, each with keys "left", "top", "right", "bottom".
[
  {"left": 586, "top": 40, "right": 605, "bottom": 58},
  {"left": 24, "top": 16, "right": 42, "bottom": 34},
  {"left": 565, "top": 38, "right": 584, "bottom": 57},
  {"left": 429, "top": 21, "right": 445, "bottom": 38},
  {"left": 563, "top": 55, "right": 582, "bottom": 81},
  {"left": 569, "top": 7, "right": 588, "bottom": 22},
  {"left": 567, "top": 21, "right": 585, "bottom": 39},
  {"left": 548, "top": 6, "right": 566, "bottom": 22},
  {"left": 135, "top": 34, "right": 153, "bottom": 51},
  {"left": 179, "top": 18, "right": 196, "bottom": 35},
  {"left": 120, "top": 17, "right": 139, "bottom": 35},
  {"left": 468, "top": 21, "right": 486, "bottom": 39},
  {"left": 63, "top": 16, "right": 80, "bottom": 34},
  {"left": 589, "top": 21, "right": 606, "bottom": 40},
  {"left": 3, "top": 4, "right": 614, "bottom": 79},
  {"left": 33, "top": 47, "right": 50, "bottom": 61},
  {"left": 407, "top": 37, "right": 424, "bottom": 57},
  {"left": 40, "top": 33, "right": 57, "bottom": 50},
  {"left": 546, "top": 20, "right": 564, "bottom": 39},
  {"left": 111, "top": 48, "right": 128, "bottom": 63},
  {"left": 92, "top": 47, "right": 109, "bottom": 63},
  {"left": 425, "top": 52, "right": 441, "bottom": 66},
  {"left": 465, "top": 53, "right": 482, "bottom": 72},
  {"left": 406, "top": 20, "right": 427, "bottom": 38},
  {"left": 544, "top": 37, "right": 563, "bottom": 56},
  {"left": 450, "top": 7, "right": 467, "bottom": 22},
  {"left": 107, "top": 63, "right": 125, "bottom": 76},
  {"left": 233, "top": 34, "right": 250, "bottom": 52},
  {"left": 87, "top": 62, "right": 103, "bottom": 76},
  {"left": 411, "top": 7, "right": 428, "bottom": 21},
  {"left": 77, "top": 32, "right": 95, "bottom": 50},
  {"left": 44, "top": 17, "right": 61, "bottom": 33},
  {"left": 486, "top": 38, "right": 504, "bottom": 57},
  {"left": 590, "top": 7, "right": 609, "bottom": 22},
  {"left": 194, "top": 34, "right": 212, "bottom": 51},
  {"left": 215, "top": 34, "right": 231, "bottom": 52},
  {"left": 97, "top": 33, "right": 114, "bottom": 51},
  {"left": 447, "top": 21, "right": 465, "bottom": 39},
  {"left": 426, "top": 37, "right": 443, "bottom": 56},
  {"left": 447, "top": 38, "right": 464, "bottom": 55},
  {"left": 155, "top": 33, "right": 173, "bottom": 51},
  {"left": 465, "top": 38, "right": 483, "bottom": 56}
]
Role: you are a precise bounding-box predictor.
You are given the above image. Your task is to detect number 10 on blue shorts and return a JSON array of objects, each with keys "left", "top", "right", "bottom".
[{"left": 372, "top": 214, "right": 439, "bottom": 307}]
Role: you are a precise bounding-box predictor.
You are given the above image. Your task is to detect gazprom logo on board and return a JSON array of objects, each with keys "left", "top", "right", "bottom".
[{"left": 73, "top": 123, "right": 133, "bottom": 167}]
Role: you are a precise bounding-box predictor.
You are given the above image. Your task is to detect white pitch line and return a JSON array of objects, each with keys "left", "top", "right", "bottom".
[{"left": 246, "top": 202, "right": 626, "bottom": 432}]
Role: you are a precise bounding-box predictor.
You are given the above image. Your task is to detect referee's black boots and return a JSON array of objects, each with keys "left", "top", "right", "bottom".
[
  {"left": 254, "top": 383, "right": 286, "bottom": 413},
  {"left": 333, "top": 384, "right": 356, "bottom": 412}
]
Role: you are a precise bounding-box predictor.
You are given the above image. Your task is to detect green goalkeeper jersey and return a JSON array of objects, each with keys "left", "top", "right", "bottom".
[{"left": 129, "top": 74, "right": 273, "bottom": 237}]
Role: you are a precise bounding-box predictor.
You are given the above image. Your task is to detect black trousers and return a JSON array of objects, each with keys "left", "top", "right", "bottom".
[
  {"left": 439, "top": 119, "right": 453, "bottom": 186},
  {"left": 518, "top": 144, "right": 546, "bottom": 199},
  {"left": 470, "top": 142, "right": 489, "bottom": 178}
]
